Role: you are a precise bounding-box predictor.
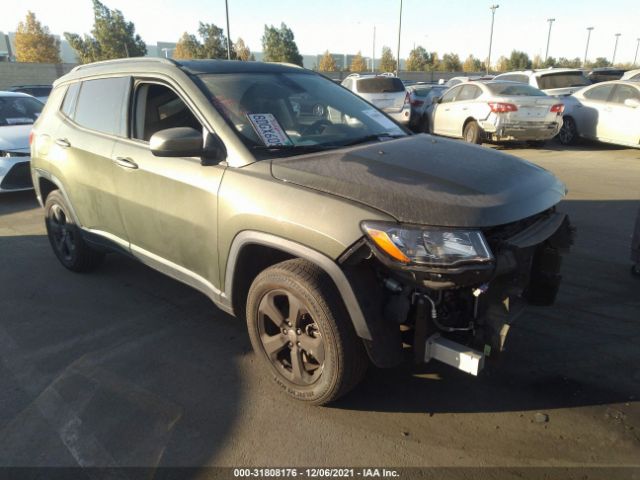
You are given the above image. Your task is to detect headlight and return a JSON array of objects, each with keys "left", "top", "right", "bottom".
[{"left": 362, "top": 221, "right": 493, "bottom": 267}]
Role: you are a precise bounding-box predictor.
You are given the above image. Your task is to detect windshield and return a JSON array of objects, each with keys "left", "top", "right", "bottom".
[
  {"left": 198, "top": 72, "right": 407, "bottom": 158},
  {"left": 486, "top": 83, "right": 547, "bottom": 96},
  {"left": 0, "top": 96, "right": 43, "bottom": 126},
  {"left": 537, "top": 72, "right": 591, "bottom": 90}
]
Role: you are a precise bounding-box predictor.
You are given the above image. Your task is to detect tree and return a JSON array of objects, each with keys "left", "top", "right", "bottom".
[
  {"left": 261, "top": 23, "right": 303, "bottom": 66},
  {"left": 15, "top": 11, "right": 61, "bottom": 63},
  {"left": 439, "top": 53, "right": 462, "bottom": 72},
  {"left": 173, "top": 32, "right": 200, "bottom": 59},
  {"left": 556, "top": 57, "right": 581, "bottom": 68},
  {"left": 543, "top": 56, "right": 557, "bottom": 68},
  {"left": 318, "top": 50, "right": 337, "bottom": 71},
  {"left": 507, "top": 50, "right": 531, "bottom": 70},
  {"left": 426, "top": 52, "right": 440, "bottom": 71},
  {"left": 496, "top": 56, "right": 509, "bottom": 72},
  {"left": 589, "top": 57, "right": 611, "bottom": 68},
  {"left": 234, "top": 37, "right": 251, "bottom": 61},
  {"left": 65, "top": 0, "right": 146, "bottom": 63},
  {"left": 379, "top": 46, "right": 397, "bottom": 73},
  {"left": 350, "top": 51, "right": 366, "bottom": 72},
  {"left": 462, "top": 54, "right": 482, "bottom": 73},
  {"left": 406, "top": 46, "right": 429, "bottom": 71},
  {"left": 198, "top": 22, "right": 232, "bottom": 59},
  {"left": 532, "top": 54, "right": 544, "bottom": 69}
]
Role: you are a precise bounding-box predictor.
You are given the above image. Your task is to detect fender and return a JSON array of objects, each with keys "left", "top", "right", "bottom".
[{"left": 224, "top": 231, "right": 372, "bottom": 341}]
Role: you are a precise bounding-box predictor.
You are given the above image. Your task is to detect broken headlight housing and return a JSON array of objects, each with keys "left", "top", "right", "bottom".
[{"left": 362, "top": 221, "right": 493, "bottom": 267}]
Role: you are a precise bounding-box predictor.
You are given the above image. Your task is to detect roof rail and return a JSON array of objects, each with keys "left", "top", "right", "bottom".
[
  {"left": 378, "top": 72, "right": 396, "bottom": 77},
  {"left": 71, "top": 56, "right": 177, "bottom": 73},
  {"left": 346, "top": 73, "right": 360, "bottom": 78}
]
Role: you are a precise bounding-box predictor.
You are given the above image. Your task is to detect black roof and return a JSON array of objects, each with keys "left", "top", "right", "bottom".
[{"left": 175, "top": 60, "right": 312, "bottom": 75}]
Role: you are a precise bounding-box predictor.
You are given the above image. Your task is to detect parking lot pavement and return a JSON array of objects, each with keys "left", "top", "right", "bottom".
[{"left": 0, "top": 142, "right": 639, "bottom": 471}]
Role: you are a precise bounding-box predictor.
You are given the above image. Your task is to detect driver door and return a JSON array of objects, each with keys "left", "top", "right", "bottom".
[{"left": 110, "top": 80, "right": 226, "bottom": 290}]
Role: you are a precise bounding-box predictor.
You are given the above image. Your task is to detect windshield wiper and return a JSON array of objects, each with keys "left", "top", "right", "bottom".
[
  {"left": 252, "top": 144, "right": 334, "bottom": 152},
  {"left": 340, "top": 133, "right": 405, "bottom": 147}
]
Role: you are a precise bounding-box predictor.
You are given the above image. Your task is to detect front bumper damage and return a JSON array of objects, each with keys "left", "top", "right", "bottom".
[{"left": 340, "top": 209, "right": 574, "bottom": 375}]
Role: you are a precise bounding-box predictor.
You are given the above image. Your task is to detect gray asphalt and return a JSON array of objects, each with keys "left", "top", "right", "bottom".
[{"left": 0, "top": 140, "right": 639, "bottom": 472}]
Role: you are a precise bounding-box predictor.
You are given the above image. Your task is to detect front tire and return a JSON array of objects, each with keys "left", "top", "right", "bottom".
[
  {"left": 44, "top": 190, "right": 104, "bottom": 272},
  {"left": 463, "top": 120, "right": 482, "bottom": 144},
  {"left": 558, "top": 117, "right": 577, "bottom": 145},
  {"left": 246, "top": 259, "right": 368, "bottom": 405}
]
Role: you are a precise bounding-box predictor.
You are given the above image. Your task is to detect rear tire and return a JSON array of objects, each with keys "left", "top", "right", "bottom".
[
  {"left": 44, "top": 190, "right": 104, "bottom": 272},
  {"left": 246, "top": 258, "right": 368, "bottom": 405},
  {"left": 558, "top": 117, "right": 577, "bottom": 145},
  {"left": 463, "top": 121, "right": 482, "bottom": 144}
]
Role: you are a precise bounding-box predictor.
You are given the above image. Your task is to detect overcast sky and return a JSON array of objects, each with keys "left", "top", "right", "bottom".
[{"left": 3, "top": 0, "right": 639, "bottom": 63}]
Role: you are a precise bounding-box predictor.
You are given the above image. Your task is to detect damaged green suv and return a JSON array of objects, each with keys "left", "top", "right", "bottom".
[{"left": 31, "top": 59, "right": 573, "bottom": 405}]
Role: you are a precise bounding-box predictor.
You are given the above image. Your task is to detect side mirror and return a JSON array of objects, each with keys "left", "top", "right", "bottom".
[
  {"left": 201, "top": 131, "right": 227, "bottom": 166},
  {"left": 624, "top": 98, "right": 640, "bottom": 108},
  {"left": 150, "top": 127, "right": 203, "bottom": 157}
]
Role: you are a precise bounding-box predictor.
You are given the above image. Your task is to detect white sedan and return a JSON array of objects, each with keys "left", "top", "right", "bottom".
[
  {"left": 429, "top": 81, "right": 564, "bottom": 145},
  {"left": 559, "top": 80, "right": 640, "bottom": 149}
]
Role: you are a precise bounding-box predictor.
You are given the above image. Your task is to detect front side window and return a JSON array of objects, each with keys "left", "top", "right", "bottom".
[
  {"left": 198, "top": 72, "right": 407, "bottom": 158},
  {"left": 439, "top": 86, "right": 462, "bottom": 103},
  {"left": 74, "top": 77, "right": 129, "bottom": 136},
  {"left": 610, "top": 85, "right": 640, "bottom": 104},
  {"left": 132, "top": 83, "right": 202, "bottom": 141},
  {"left": 583, "top": 84, "right": 615, "bottom": 101},
  {"left": 0, "top": 95, "right": 43, "bottom": 126}
]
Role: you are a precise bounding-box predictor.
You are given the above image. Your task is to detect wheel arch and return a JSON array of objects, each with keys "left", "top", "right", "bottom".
[
  {"left": 462, "top": 116, "right": 478, "bottom": 136},
  {"left": 224, "top": 231, "right": 372, "bottom": 341}
]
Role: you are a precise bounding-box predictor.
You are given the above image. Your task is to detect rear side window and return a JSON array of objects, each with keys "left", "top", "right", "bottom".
[
  {"left": 583, "top": 84, "right": 615, "bottom": 101},
  {"left": 74, "top": 77, "right": 129, "bottom": 136},
  {"left": 356, "top": 77, "right": 405, "bottom": 94},
  {"left": 60, "top": 83, "right": 80, "bottom": 118},
  {"left": 457, "top": 85, "right": 482, "bottom": 101}
]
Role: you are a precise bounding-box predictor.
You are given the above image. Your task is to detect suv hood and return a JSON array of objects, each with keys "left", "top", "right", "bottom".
[
  {"left": 270, "top": 135, "right": 566, "bottom": 228},
  {"left": 0, "top": 125, "right": 32, "bottom": 151},
  {"left": 543, "top": 87, "right": 585, "bottom": 97}
]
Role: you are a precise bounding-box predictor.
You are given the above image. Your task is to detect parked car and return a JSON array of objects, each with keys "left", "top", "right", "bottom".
[
  {"left": 7, "top": 84, "right": 52, "bottom": 103},
  {"left": 621, "top": 69, "right": 640, "bottom": 81},
  {"left": 493, "top": 68, "right": 591, "bottom": 96},
  {"left": 0, "top": 91, "right": 43, "bottom": 192},
  {"left": 341, "top": 73, "right": 411, "bottom": 124},
  {"left": 559, "top": 80, "right": 640, "bottom": 148},
  {"left": 406, "top": 83, "right": 447, "bottom": 131},
  {"left": 586, "top": 68, "right": 628, "bottom": 83},
  {"left": 31, "top": 58, "right": 573, "bottom": 405},
  {"left": 429, "top": 81, "right": 564, "bottom": 145},
  {"left": 442, "top": 75, "right": 494, "bottom": 87}
]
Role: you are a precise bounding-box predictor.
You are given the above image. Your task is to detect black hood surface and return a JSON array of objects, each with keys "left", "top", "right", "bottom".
[{"left": 270, "top": 135, "right": 566, "bottom": 228}]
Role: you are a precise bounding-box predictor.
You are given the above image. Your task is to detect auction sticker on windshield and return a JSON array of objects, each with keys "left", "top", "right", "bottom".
[
  {"left": 362, "top": 109, "right": 404, "bottom": 135},
  {"left": 247, "top": 113, "right": 293, "bottom": 147}
]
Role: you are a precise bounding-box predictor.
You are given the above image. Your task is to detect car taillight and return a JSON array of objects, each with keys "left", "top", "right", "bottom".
[
  {"left": 488, "top": 102, "right": 518, "bottom": 113},
  {"left": 404, "top": 92, "right": 411, "bottom": 107},
  {"left": 550, "top": 104, "right": 564, "bottom": 114},
  {"left": 411, "top": 99, "right": 424, "bottom": 107},
  {"left": 29, "top": 130, "right": 34, "bottom": 145}
]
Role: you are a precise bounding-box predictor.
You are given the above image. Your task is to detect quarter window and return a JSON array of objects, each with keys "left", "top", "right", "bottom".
[
  {"left": 60, "top": 82, "right": 80, "bottom": 118},
  {"left": 74, "top": 77, "right": 129, "bottom": 136},
  {"left": 457, "top": 85, "right": 482, "bottom": 101}
]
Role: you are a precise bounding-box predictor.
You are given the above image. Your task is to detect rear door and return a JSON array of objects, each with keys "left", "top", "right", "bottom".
[
  {"left": 452, "top": 85, "right": 483, "bottom": 135},
  {"left": 599, "top": 84, "right": 640, "bottom": 145},
  {"left": 53, "top": 77, "right": 130, "bottom": 240},
  {"left": 110, "top": 79, "right": 226, "bottom": 290}
]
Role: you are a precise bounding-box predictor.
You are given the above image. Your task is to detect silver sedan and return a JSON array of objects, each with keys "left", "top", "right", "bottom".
[
  {"left": 429, "top": 81, "right": 564, "bottom": 145},
  {"left": 559, "top": 80, "right": 640, "bottom": 148}
]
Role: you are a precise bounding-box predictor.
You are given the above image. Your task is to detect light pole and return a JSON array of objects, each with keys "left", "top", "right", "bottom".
[
  {"left": 372, "top": 25, "right": 376, "bottom": 72},
  {"left": 545, "top": 18, "right": 555, "bottom": 61},
  {"left": 583, "top": 27, "right": 594, "bottom": 67},
  {"left": 396, "top": 0, "right": 403, "bottom": 75},
  {"left": 634, "top": 38, "right": 640, "bottom": 66},
  {"left": 612, "top": 33, "right": 621, "bottom": 65},
  {"left": 487, "top": 4, "right": 499, "bottom": 75},
  {"left": 161, "top": 47, "right": 174, "bottom": 59},
  {"left": 225, "top": 0, "right": 232, "bottom": 60}
]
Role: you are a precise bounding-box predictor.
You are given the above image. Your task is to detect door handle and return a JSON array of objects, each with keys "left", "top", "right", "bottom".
[
  {"left": 113, "top": 156, "right": 138, "bottom": 169},
  {"left": 55, "top": 138, "right": 71, "bottom": 148},
  {"left": 462, "top": 107, "right": 468, "bottom": 111}
]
